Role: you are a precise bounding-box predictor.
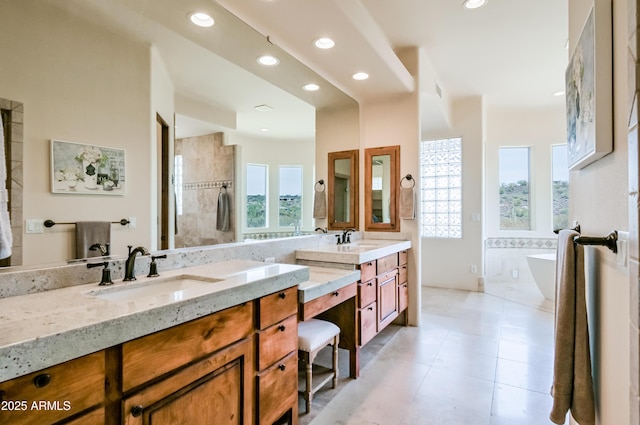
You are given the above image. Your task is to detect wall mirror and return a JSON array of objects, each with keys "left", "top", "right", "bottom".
[
  {"left": 365, "top": 146, "right": 400, "bottom": 232},
  {"left": 328, "top": 150, "right": 359, "bottom": 230},
  {"left": 1, "top": 0, "right": 356, "bottom": 267}
]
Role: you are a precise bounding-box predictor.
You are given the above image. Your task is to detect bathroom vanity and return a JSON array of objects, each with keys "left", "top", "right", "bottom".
[
  {"left": 0, "top": 260, "right": 307, "bottom": 425},
  {"left": 296, "top": 238, "right": 411, "bottom": 378}
]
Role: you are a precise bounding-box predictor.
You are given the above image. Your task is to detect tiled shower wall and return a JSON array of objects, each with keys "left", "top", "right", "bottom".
[
  {"left": 175, "top": 132, "right": 235, "bottom": 248},
  {"left": 628, "top": 0, "right": 640, "bottom": 422},
  {"left": 0, "top": 97, "right": 23, "bottom": 266}
]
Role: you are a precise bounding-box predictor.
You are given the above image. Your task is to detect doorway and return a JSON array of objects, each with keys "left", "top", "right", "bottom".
[{"left": 156, "top": 114, "right": 170, "bottom": 250}]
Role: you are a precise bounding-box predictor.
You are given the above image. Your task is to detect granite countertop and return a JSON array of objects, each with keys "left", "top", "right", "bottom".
[
  {"left": 298, "top": 267, "right": 361, "bottom": 303},
  {"left": 0, "top": 260, "right": 308, "bottom": 382},
  {"left": 295, "top": 238, "right": 411, "bottom": 265}
]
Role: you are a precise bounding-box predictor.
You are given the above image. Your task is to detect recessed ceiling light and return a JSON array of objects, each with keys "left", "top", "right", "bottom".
[
  {"left": 190, "top": 12, "right": 214, "bottom": 27},
  {"left": 352, "top": 72, "right": 369, "bottom": 81},
  {"left": 257, "top": 55, "right": 279, "bottom": 66},
  {"left": 553, "top": 91, "right": 565, "bottom": 97},
  {"left": 462, "top": 0, "right": 487, "bottom": 9},
  {"left": 260, "top": 128, "right": 269, "bottom": 132},
  {"left": 303, "top": 83, "right": 320, "bottom": 91},
  {"left": 314, "top": 37, "right": 335, "bottom": 49}
]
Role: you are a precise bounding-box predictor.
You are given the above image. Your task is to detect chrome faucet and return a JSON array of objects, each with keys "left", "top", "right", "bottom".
[{"left": 124, "top": 245, "right": 149, "bottom": 281}]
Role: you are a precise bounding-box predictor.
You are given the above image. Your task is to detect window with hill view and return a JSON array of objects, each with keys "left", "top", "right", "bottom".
[
  {"left": 499, "top": 147, "right": 531, "bottom": 230},
  {"left": 552, "top": 144, "right": 569, "bottom": 230},
  {"left": 279, "top": 166, "right": 302, "bottom": 227},
  {"left": 246, "top": 164, "right": 267, "bottom": 228}
]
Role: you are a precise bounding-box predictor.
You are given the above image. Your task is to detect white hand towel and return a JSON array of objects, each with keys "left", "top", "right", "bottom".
[
  {"left": 0, "top": 118, "right": 11, "bottom": 260},
  {"left": 549, "top": 229, "right": 595, "bottom": 425}
]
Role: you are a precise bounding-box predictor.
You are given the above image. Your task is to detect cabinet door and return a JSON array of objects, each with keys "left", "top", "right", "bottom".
[
  {"left": 123, "top": 338, "right": 253, "bottom": 425},
  {"left": 377, "top": 271, "right": 398, "bottom": 330},
  {"left": 398, "top": 281, "right": 409, "bottom": 313}
]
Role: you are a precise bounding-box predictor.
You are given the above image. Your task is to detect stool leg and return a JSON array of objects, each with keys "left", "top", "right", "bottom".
[
  {"left": 305, "top": 356, "right": 313, "bottom": 413},
  {"left": 332, "top": 336, "right": 339, "bottom": 388}
]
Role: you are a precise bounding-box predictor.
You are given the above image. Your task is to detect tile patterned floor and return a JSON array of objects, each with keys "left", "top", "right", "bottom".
[{"left": 299, "top": 283, "right": 567, "bottom": 425}]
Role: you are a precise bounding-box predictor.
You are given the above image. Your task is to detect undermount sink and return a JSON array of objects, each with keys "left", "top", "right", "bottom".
[{"left": 84, "top": 274, "right": 222, "bottom": 302}]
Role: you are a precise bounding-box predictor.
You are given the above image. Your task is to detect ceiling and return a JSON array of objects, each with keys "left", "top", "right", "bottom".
[{"left": 54, "top": 0, "right": 568, "bottom": 139}]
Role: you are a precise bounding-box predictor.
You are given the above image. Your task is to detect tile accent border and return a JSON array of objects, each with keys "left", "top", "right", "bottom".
[{"left": 485, "top": 237, "right": 557, "bottom": 250}]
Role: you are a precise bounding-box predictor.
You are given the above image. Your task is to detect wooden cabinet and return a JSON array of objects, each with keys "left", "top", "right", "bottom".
[
  {"left": 256, "top": 285, "right": 299, "bottom": 425},
  {"left": 0, "top": 286, "right": 300, "bottom": 425},
  {"left": 122, "top": 338, "right": 253, "bottom": 425},
  {"left": 356, "top": 249, "right": 409, "bottom": 347},
  {"left": 0, "top": 351, "right": 105, "bottom": 425}
]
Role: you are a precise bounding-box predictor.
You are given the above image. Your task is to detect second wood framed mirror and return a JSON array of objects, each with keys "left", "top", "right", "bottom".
[
  {"left": 328, "top": 150, "right": 359, "bottom": 230},
  {"left": 365, "top": 145, "right": 400, "bottom": 231}
]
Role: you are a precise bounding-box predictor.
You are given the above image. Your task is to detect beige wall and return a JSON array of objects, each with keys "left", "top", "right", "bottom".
[
  {"left": 568, "top": 0, "right": 631, "bottom": 423},
  {"left": 0, "top": 1, "right": 152, "bottom": 264},
  {"left": 485, "top": 105, "right": 567, "bottom": 238},
  {"left": 421, "top": 96, "right": 484, "bottom": 291}
]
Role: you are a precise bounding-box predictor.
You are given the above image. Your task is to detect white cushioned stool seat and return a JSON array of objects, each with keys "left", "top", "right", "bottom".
[
  {"left": 298, "top": 319, "right": 340, "bottom": 414},
  {"left": 298, "top": 319, "right": 340, "bottom": 352}
]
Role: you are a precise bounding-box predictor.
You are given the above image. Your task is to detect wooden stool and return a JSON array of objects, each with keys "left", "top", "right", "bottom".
[{"left": 297, "top": 318, "right": 340, "bottom": 413}]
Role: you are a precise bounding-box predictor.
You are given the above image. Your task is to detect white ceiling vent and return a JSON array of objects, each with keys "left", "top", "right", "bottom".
[{"left": 254, "top": 104, "right": 273, "bottom": 112}]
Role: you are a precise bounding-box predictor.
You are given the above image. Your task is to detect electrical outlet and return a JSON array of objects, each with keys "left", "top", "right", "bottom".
[
  {"left": 511, "top": 269, "right": 519, "bottom": 279},
  {"left": 470, "top": 265, "right": 477, "bottom": 274},
  {"left": 128, "top": 217, "right": 136, "bottom": 229},
  {"left": 25, "top": 219, "right": 44, "bottom": 234},
  {"left": 264, "top": 257, "right": 275, "bottom": 264}
]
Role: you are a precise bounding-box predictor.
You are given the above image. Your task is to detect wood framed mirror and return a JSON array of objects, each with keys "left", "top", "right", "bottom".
[
  {"left": 328, "top": 150, "right": 359, "bottom": 230},
  {"left": 365, "top": 145, "right": 400, "bottom": 231}
]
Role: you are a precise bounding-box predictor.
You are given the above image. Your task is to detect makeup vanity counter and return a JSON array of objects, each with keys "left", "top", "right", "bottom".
[{"left": 0, "top": 260, "right": 307, "bottom": 425}]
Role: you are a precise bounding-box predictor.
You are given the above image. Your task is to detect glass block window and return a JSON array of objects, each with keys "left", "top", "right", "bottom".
[
  {"left": 499, "top": 147, "right": 531, "bottom": 230},
  {"left": 420, "top": 138, "right": 462, "bottom": 238},
  {"left": 246, "top": 164, "right": 267, "bottom": 228},
  {"left": 552, "top": 144, "right": 569, "bottom": 230},
  {"left": 278, "top": 166, "right": 302, "bottom": 227}
]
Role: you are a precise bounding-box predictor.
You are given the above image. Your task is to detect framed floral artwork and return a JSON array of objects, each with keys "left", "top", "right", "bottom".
[
  {"left": 565, "top": 2, "right": 612, "bottom": 170},
  {"left": 51, "top": 140, "right": 125, "bottom": 195}
]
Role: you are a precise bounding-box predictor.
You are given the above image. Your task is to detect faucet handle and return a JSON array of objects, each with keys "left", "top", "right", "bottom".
[
  {"left": 147, "top": 255, "right": 167, "bottom": 277},
  {"left": 87, "top": 261, "right": 114, "bottom": 286},
  {"left": 335, "top": 234, "right": 342, "bottom": 245}
]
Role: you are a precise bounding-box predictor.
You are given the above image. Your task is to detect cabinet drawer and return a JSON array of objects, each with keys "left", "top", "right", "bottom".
[
  {"left": 399, "top": 250, "right": 408, "bottom": 266},
  {"left": 399, "top": 263, "right": 408, "bottom": 284},
  {"left": 0, "top": 351, "right": 105, "bottom": 425},
  {"left": 299, "top": 282, "right": 357, "bottom": 321},
  {"left": 398, "top": 282, "right": 409, "bottom": 313},
  {"left": 359, "top": 260, "right": 376, "bottom": 283},
  {"left": 122, "top": 302, "right": 253, "bottom": 391},
  {"left": 258, "top": 286, "right": 298, "bottom": 330},
  {"left": 258, "top": 315, "right": 297, "bottom": 371},
  {"left": 359, "top": 302, "right": 377, "bottom": 346},
  {"left": 257, "top": 352, "right": 297, "bottom": 425},
  {"left": 64, "top": 407, "right": 105, "bottom": 425},
  {"left": 377, "top": 253, "right": 398, "bottom": 275},
  {"left": 358, "top": 279, "right": 376, "bottom": 308}
]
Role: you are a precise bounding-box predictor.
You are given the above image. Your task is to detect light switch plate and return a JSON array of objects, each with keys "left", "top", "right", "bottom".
[{"left": 25, "top": 219, "right": 44, "bottom": 234}]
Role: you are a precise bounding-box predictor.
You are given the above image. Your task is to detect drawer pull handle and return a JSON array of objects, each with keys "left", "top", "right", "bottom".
[
  {"left": 367, "top": 282, "right": 373, "bottom": 286},
  {"left": 278, "top": 364, "right": 286, "bottom": 371},
  {"left": 278, "top": 325, "right": 286, "bottom": 332},
  {"left": 368, "top": 306, "right": 374, "bottom": 311},
  {"left": 33, "top": 374, "right": 51, "bottom": 388},
  {"left": 131, "top": 405, "right": 144, "bottom": 417},
  {"left": 278, "top": 292, "right": 286, "bottom": 299},
  {"left": 333, "top": 291, "right": 339, "bottom": 296}
]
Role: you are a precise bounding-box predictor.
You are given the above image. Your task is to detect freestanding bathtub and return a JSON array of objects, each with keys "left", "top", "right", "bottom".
[{"left": 526, "top": 253, "right": 556, "bottom": 300}]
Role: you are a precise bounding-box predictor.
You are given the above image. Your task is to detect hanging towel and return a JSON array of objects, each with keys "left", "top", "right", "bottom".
[
  {"left": 0, "top": 117, "right": 11, "bottom": 260},
  {"left": 549, "top": 229, "right": 595, "bottom": 425},
  {"left": 216, "top": 187, "right": 230, "bottom": 232},
  {"left": 313, "top": 183, "right": 326, "bottom": 219},
  {"left": 399, "top": 187, "right": 415, "bottom": 220},
  {"left": 75, "top": 221, "right": 110, "bottom": 259}
]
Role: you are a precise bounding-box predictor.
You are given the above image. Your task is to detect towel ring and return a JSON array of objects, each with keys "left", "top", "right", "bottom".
[
  {"left": 315, "top": 179, "right": 325, "bottom": 192},
  {"left": 400, "top": 174, "right": 415, "bottom": 189}
]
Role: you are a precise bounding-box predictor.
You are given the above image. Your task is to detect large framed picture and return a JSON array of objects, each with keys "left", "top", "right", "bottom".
[
  {"left": 565, "top": 2, "right": 612, "bottom": 170},
  {"left": 51, "top": 139, "right": 125, "bottom": 195}
]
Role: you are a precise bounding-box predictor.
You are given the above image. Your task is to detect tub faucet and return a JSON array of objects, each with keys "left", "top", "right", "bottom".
[{"left": 124, "top": 245, "right": 149, "bottom": 281}]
